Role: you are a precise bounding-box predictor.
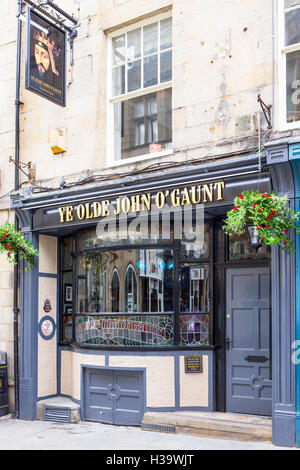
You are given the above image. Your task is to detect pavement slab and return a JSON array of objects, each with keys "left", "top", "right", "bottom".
[{"left": 0, "top": 417, "right": 296, "bottom": 450}]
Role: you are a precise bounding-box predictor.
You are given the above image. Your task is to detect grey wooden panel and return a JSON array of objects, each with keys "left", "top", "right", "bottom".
[
  {"left": 84, "top": 368, "right": 144, "bottom": 425},
  {"left": 114, "top": 370, "right": 144, "bottom": 426},
  {"left": 84, "top": 368, "right": 114, "bottom": 424},
  {"left": 226, "top": 268, "right": 272, "bottom": 416}
]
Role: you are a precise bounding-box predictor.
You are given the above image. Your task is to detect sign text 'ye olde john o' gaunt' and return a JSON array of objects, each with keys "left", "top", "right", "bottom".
[{"left": 58, "top": 181, "right": 225, "bottom": 224}]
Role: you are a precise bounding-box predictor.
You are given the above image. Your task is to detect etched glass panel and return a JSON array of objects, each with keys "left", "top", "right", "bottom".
[
  {"left": 75, "top": 314, "right": 174, "bottom": 347},
  {"left": 179, "top": 314, "right": 210, "bottom": 346}
]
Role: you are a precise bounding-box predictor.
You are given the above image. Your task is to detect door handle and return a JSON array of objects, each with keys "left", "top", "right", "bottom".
[{"left": 225, "top": 337, "right": 232, "bottom": 351}]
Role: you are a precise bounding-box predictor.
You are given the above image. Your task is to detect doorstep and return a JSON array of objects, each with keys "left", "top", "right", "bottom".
[
  {"left": 141, "top": 411, "right": 272, "bottom": 442},
  {"left": 36, "top": 397, "right": 80, "bottom": 423}
]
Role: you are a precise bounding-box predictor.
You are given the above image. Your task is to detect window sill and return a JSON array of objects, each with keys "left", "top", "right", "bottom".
[{"left": 106, "top": 148, "right": 174, "bottom": 169}]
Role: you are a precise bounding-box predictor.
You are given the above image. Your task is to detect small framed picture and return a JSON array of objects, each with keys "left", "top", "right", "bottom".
[
  {"left": 65, "top": 284, "right": 73, "bottom": 302},
  {"left": 64, "top": 304, "right": 72, "bottom": 315}
]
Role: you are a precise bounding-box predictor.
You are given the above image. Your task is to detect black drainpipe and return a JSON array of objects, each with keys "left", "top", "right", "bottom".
[{"left": 13, "top": 0, "right": 23, "bottom": 419}]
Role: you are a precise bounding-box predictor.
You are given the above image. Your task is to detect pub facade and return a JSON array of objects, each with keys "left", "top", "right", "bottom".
[{"left": 0, "top": 0, "right": 299, "bottom": 448}]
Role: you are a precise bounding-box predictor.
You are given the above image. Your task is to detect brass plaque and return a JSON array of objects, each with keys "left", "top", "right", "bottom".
[{"left": 184, "top": 356, "right": 203, "bottom": 374}]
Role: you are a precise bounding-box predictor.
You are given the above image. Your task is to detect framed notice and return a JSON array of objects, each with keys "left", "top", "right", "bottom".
[
  {"left": 25, "top": 8, "right": 66, "bottom": 106},
  {"left": 184, "top": 356, "right": 203, "bottom": 374}
]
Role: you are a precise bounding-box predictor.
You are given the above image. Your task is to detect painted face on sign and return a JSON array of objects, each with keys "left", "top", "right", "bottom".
[{"left": 34, "top": 43, "right": 50, "bottom": 74}]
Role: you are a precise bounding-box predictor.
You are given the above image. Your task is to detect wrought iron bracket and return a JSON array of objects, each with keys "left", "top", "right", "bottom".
[
  {"left": 258, "top": 94, "right": 272, "bottom": 129},
  {"left": 21, "top": 0, "right": 80, "bottom": 67},
  {"left": 9, "top": 157, "right": 34, "bottom": 181}
]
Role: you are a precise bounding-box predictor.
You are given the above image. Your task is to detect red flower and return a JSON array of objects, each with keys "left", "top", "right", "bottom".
[
  {"left": 6, "top": 244, "right": 11, "bottom": 250},
  {"left": 259, "top": 207, "right": 263, "bottom": 213},
  {"left": 270, "top": 210, "right": 277, "bottom": 216},
  {"left": 256, "top": 224, "right": 262, "bottom": 231},
  {"left": 283, "top": 229, "right": 289, "bottom": 235},
  {"left": 7, "top": 252, "right": 11, "bottom": 258},
  {"left": 262, "top": 193, "right": 268, "bottom": 197},
  {"left": 2, "top": 232, "right": 9, "bottom": 239},
  {"left": 233, "top": 205, "right": 239, "bottom": 212},
  {"left": 253, "top": 204, "right": 257, "bottom": 208},
  {"left": 284, "top": 241, "right": 288, "bottom": 245},
  {"left": 239, "top": 194, "right": 244, "bottom": 200},
  {"left": 265, "top": 216, "right": 271, "bottom": 221},
  {"left": 266, "top": 225, "right": 271, "bottom": 229}
]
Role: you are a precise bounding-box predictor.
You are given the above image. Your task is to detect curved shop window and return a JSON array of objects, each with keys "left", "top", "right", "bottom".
[{"left": 60, "top": 223, "right": 213, "bottom": 348}]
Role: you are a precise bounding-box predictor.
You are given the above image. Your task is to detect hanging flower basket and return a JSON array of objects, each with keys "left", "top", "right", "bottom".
[
  {"left": 223, "top": 190, "right": 300, "bottom": 253},
  {"left": 0, "top": 223, "right": 39, "bottom": 270}
]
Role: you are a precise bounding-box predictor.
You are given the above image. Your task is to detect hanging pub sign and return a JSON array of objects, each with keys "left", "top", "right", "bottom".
[{"left": 25, "top": 8, "right": 66, "bottom": 106}]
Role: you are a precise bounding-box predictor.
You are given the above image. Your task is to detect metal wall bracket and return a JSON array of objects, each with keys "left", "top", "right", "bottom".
[{"left": 258, "top": 94, "right": 272, "bottom": 129}]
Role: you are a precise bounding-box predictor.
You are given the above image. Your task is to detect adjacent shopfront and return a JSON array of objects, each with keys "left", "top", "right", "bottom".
[{"left": 12, "top": 151, "right": 297, "bottom": 445}]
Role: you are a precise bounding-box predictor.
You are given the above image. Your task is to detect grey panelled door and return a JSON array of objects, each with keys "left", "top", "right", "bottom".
[
  {"left": 226, "top": 268, "right": 272, "bottom": 416},
  {"left": 84, "top": 368, "right": 144, "bottom": 425},
  {"left": 85, "top": 368, "right": 114, "bottom": 424}
]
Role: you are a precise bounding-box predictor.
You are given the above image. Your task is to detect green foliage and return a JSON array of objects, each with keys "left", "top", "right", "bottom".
[
  {"left": 0, "top": 223, "right": 39, "bottom": 270},
  {"left": 223, "top": 191, "right": 300, "bottom": 253}
]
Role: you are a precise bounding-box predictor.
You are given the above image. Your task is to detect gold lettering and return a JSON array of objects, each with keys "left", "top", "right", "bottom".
[
  {"left": 214, "top": 181, "right": 225, "bottom": 201},
  {"left": 131, "top": 195, "right": 140, "bottom": 213},
  {"left": 102, "top": 200, "right": 110, "bottom": 217},
  {"left": 93, "top": 201, "right": 102, "bottom": 218},
  {"left": 66, "top": 206, "right": 74, "bottom": 222},
  {"left": 155, "top": 191, "right": 165, "bottom": 209},
  {"left": 190, "top": 186, "right": 201, "bottom": 204},
  {"left": 85, "top": 203, "right": 93, "bottom": 219},
  {"left": 181, "top": 187, "right": 192, "bottom": 206},
  {"left": 77, "top": 204, "right": 85, "bottom": 220},
  {"left": 58, "top": 207, "right": 66, "bottom": 223},
  {"left": 141, "top": 193, "right": 151, "bottom": 211},
  {"left": 171, "top": 189, "right": 181, "bottom": 207},
  {"left": 114, "top": 197, "right": 120, "bottom": 216},
  {"left": 202, "top": 184, "right": 214, "bottom": 203},
  {"left": 121, "top": 197, "right": 131, "bottom": 214}
]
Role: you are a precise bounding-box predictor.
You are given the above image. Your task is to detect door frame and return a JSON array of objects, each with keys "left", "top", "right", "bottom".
[
  {"left": 213, "top": 219, "right": 272, "bottom": 413},
  {"left": 80, "top": 364, "right": 146, "bottom": 423},
  {"left": 224, "top": 266, "right": 272, "bottom": 415}
]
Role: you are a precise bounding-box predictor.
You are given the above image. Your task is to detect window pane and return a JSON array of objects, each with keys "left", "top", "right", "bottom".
[
  {"left": 62, "top": 237, "right": 72, "bottom": 269},
  {"left": 180, "top": 265, "right": 210, "bottom": 313},
  {"left": 113, "top": 65, "right": 125, "bottom": 96},
  {"left": 127, "top": 28, "right": 141, "bottom": 61},
  {"left": 144, "top": 54, "right": 158, "bottom": 88},
  {"left": 181, "top": 223, "right": 210, "bottom": 260},
  {"left": 143, "top": 22, "right": 158, "bottom": 55},
  {"left": 77, "top": 227, "right": 98, "bottom": 251},
  {"left": 127, "top": 60, "right": 141, "bottom": 92},
  {"left": 76, "top": 249, "right": 174, "bottom": 315},
  {"left": 115, "top": 89, "right": 172, "bottom": 160},
  {"left": 228, "top": 231, "right": 271, "bottom": 260},
  {"left": 160, "top": 17, "right": 172, "bottom": 50},
  {"left": 111, "top": 271, "right": 120, "bottom": 312},
  {"left": 285, "top": 8, "right": 300, "bottom": 46},
  {"left": 287, "top": 49, "right": 300, "bottom": 122},
  {"left": 113, "top": 34, "right": 125, "bottom": 65},
  {"left": 160, "top": 50, "right": 172, "bottom": 82},
  {"left": 135, "top": 122, "right": 145, "bottom": 146}
]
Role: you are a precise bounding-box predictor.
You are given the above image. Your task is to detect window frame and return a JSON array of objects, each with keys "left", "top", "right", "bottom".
[
  {"left": 278, "top": 0, "right": 300, "bottom": 129},
  {"left": 107, "top": 12, "right": 173, "bottom": 167}
]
